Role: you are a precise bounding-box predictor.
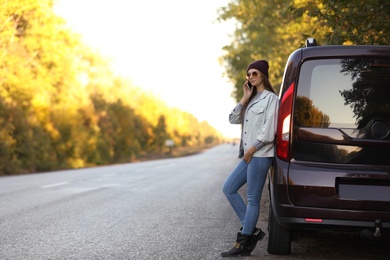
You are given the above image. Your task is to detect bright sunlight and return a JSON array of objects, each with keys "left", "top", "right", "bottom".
[{"left": 54, "top": 0, "right": 240, "bottom": 138}]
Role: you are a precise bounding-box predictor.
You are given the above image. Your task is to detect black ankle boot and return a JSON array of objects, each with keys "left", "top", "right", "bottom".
[
  {"left": 221, "top": 232, "right": 252, "bottom": 257},
  {"left": 249, "top": 228, "right": 266, "bottom": 253}
]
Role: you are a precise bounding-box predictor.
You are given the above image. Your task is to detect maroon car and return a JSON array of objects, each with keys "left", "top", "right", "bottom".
[{"left": 268, "top": 38, "right": 390, "bottom": 254}]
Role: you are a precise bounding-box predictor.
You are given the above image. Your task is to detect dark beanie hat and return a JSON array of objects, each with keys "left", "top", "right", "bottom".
[{"left": 247, "top": 60, "right": 269, "bottom": 79}]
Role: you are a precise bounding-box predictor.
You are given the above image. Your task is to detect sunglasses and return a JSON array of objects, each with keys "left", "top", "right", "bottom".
[{"left": 246, "top": 71, "right": 259, "bottom": 79}]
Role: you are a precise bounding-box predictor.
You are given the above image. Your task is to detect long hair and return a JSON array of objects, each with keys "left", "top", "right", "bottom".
[
  {"left": 263, "top": 73, "right": 276, "bottom": 94},
  {"left": 241, "top": 72, "right": 276, "bottom": 117}
]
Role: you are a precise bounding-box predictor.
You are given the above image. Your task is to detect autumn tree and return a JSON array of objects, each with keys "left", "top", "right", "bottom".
[
  {"left": 153, "top": 115, "right": 169, "bottom": 152},
  {"left": 0, "top": 0, "right": 222, "bottom": 175}
]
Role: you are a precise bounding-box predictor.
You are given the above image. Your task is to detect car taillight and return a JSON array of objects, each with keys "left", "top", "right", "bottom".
[{"left": 276, "top": 82, "right": 294, "bottom": 161}]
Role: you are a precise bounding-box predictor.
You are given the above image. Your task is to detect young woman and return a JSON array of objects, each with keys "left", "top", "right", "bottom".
[{"left": 221, "top": 60, "right": 279, "bottom": 257}]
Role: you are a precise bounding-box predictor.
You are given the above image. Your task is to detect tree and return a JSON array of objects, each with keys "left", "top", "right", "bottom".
[
  {"left": 290, "top": 0, "right": 390, "bottom": 45},
  {"left": 153, "top": 115, "right": 169, "bottom": 152},
  {"left": 0, "top": 0, "right": 223, "bottom": 175}
]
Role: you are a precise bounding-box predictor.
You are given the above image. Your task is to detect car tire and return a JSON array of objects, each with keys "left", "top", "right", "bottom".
[{"left": 267, "top": 202, "right": 292, "bottom": 255}]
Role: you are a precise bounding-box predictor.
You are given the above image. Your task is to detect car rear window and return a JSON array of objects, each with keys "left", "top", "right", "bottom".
[{"left": 294, "top": 58, "right": 390, "bottom": 129}]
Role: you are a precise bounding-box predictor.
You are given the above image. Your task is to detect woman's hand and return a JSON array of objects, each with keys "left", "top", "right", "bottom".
[
  {"left": 239, "top": 80, "right": 254, "bottom": 105},
  {"left": 243, "top": 146, "right": 256, "bottom": 163}
]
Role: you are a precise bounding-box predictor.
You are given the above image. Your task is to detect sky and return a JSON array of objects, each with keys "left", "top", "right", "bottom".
[{"left": 54, "top": 0, "right": 241, "bottom": 138}]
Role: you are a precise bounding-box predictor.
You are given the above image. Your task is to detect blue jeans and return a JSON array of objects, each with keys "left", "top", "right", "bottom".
[{"left": 222, "top": 157, "right": 272, "bottom": 235}]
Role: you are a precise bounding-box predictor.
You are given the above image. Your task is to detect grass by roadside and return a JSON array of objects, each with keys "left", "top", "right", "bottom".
[{"left": 134, "top": 143, "right": 219, "bottom": 162}]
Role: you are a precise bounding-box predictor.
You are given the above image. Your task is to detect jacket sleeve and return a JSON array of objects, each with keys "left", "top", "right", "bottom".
[
  {"left": 257, "top": 94, "right": 279, "bottom": 144},
  {"left": 229, "top": 103, "right": 243, "bottom": 124}
]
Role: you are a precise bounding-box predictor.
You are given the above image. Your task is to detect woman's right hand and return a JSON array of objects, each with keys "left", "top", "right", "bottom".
[{"left": 240, "top": 80, "right": 253, "bottom": 105}]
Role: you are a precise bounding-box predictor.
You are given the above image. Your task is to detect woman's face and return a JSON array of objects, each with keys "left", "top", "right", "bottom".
[{"left": 246, "top": 69, "right": 263, "bottom": 87}]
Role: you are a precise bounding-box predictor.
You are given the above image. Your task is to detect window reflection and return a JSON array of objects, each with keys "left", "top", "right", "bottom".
[
  {"left": 339, "top": 58, "right": 390, "bottom": 128},
  {"left": 295, "top": 58, "right": 390, "bottom": 129}
]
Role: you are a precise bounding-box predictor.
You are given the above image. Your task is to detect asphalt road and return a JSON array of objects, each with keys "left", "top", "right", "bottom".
[{"left": 0, "top": 144, "right": 389, "bottom": 260}]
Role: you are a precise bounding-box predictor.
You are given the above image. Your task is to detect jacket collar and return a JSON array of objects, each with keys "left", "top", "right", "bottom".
[{"left": 250, "top": 89, "right": 271, "bottom": 106}]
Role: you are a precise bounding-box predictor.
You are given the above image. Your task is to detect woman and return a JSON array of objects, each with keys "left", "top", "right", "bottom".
[{"left": 221, "top": 60, "right": 279, "bottom": 257}]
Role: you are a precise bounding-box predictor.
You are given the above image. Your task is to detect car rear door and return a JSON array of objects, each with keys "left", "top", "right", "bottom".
[{"left": 288, "top": 54, "right": 390, "bottom": 214}]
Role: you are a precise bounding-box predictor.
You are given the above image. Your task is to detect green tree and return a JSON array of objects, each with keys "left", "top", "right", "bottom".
[
  {"left": 218, "top": 0, "right": 301, "bottom": 98},
  {"left": 290, "top": 0, "right": 390, "bottom": 45}
]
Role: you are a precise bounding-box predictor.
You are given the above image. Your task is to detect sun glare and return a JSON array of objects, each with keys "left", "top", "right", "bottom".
[{"left": 54, "top": 0, "right": 240, "bottom": 138}]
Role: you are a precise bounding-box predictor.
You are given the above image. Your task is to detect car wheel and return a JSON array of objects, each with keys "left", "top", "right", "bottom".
[{"left": 267, "top": 202, "right": 292, "bottom": 255}]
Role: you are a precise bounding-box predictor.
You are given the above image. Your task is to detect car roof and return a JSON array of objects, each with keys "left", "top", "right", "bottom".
[{"left": 301, "top": 45, "right": 390, "bottom": 59}]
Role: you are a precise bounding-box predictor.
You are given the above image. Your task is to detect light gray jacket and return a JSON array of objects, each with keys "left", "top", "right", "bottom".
[{"left": 229, "top": 90, "right": 279, "bottom": 157}]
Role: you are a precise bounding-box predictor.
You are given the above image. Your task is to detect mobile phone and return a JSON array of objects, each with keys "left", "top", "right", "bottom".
[{"left": 247, "top": 82, "right": 252, "bottom": 89}]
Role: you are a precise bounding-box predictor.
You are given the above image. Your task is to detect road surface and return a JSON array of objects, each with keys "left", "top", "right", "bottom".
[{"left": 1, "top": 144, "right": 389, "bottom": 259}]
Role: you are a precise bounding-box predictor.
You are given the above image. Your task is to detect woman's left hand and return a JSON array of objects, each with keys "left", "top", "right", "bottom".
[{"left": 243, "top": 146, "right": 256, "bottom": 163}]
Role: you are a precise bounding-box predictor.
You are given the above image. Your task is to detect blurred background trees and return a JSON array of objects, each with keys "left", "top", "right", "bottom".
[
  {"left": 0, "top": 0, "right": 222, "bottom": 175},
  {"left": 2, "top": 0, "right": 389, "bottom": 175},
  {"left": 218, "top": 0, "right": 390, "bottom": 100}
]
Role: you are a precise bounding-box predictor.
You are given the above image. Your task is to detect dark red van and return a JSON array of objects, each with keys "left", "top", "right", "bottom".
[{"left": 268, "top": 38, "right": 390, "bottom": 254}]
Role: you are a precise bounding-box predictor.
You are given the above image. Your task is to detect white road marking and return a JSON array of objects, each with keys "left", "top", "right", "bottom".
[{"left": 41, "top": 182, "right": 69, "bottom": 189}]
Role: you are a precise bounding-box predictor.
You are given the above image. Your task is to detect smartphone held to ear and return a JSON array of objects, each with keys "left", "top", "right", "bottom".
[{"left": 247, "top": 82, "right": 252, "bottom": 89}]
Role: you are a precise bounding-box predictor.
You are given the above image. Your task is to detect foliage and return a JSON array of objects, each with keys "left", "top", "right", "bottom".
[
  {"left": 218, "top": 0, "right": 390, "bottom": 101},
  {"left": 290, "top": 0, "right": 390, "bottom": 45},
  {"left": 0, "top": 0, "right": 222, "bottom": 175},
  {"left": 294, "top": 96, "right": 330, "bottom": 127}
]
